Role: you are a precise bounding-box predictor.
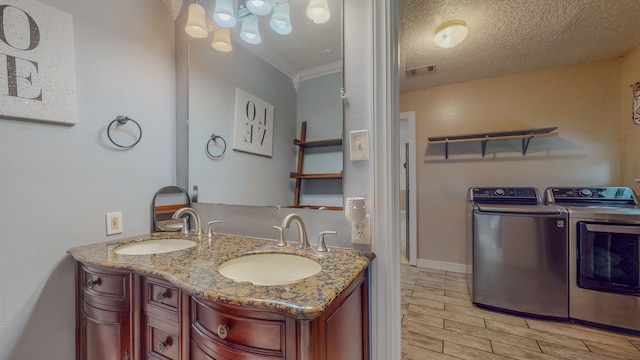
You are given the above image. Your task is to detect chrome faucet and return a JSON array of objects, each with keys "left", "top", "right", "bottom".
[
  {"left": 172, "top": 207, "right": 202, "bottom": 236},
  {"left": 281, "top": 214, "right": 310, "bottom": 249}
]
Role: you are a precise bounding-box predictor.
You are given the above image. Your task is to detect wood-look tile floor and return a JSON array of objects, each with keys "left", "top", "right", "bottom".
[{"left": 401, "top": 264, "right": 640, "bottom": 360}]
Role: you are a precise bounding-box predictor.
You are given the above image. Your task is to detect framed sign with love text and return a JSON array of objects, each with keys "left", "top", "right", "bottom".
[
  {"left": 0, "top": 0, "right": 77, "bottom": 125},
  {"left": 232, "top": 88, "right": 274, "bottom": 157}
]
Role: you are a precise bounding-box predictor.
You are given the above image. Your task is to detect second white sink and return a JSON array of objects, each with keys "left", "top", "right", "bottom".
[
  {"left": 115, "top": 239, "right": 197, "bottom": 255},
  {"left": 218, "top": 253, "right": 321, "bottom": 286}
]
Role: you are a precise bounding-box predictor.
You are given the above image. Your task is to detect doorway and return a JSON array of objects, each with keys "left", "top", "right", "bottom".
[{"left": 399, "top": 111, "right": 417, "bottom": 266}]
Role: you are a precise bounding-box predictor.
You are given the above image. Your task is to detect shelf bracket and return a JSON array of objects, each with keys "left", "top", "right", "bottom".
[
  {"left": 445, "top": 139, "right": 449, "bottom": 159},
  {"left": 522, "top": 135, "right": 533, "bottom": 156},
  {"left": 481, "top": 136, "right": 489, "bottom": 157}
]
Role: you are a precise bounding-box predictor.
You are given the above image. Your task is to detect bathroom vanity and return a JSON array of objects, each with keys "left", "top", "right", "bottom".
[{"left": 68, "top": 233, "right": 374, "bottom": 360}]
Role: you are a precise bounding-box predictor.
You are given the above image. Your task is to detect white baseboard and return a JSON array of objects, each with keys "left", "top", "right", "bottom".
[{"left": 415, "top": 259, "right": 471, "bottom": 274}]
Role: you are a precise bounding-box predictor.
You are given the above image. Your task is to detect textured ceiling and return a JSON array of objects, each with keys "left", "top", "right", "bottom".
[{"left": 400, "top": 0, "right": 640, "bottom": 92}]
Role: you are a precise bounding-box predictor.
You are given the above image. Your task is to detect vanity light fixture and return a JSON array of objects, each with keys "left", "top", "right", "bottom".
[
  {"left": 213, "top": 0, "right": 238, "bottom": 28},
  {"left": 270, "top": 2, "right": 292, "bottom": 35},
  {"left": 185, "top": 1, "right": 208, "bottom": 38},
  {"left": 307, "top": 0, "right": 330, "bottom": 24},
  {"left": 185, "top": 0, "right": 329, "bottom": 51},
  {"left": 246, "top": 0, "right": 273, "bottom": 16},
  {"left": 212, "top": 28, "right": 233, "bottom": 52},
  {"left": 434, "top": 20, "right": 468, "bottom": 48},
  {"left": 240, "top": 15, "right": 262, "bottom": 44}
]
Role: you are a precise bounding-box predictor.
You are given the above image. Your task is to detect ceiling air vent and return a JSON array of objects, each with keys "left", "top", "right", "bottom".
[{"left": 406, "top": 65, "right": 436, "bottom": 77}]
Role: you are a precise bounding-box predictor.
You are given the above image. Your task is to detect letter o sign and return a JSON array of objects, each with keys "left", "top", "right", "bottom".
[{"left": 0, "top": 5, "right": 41, "bottom": 51}]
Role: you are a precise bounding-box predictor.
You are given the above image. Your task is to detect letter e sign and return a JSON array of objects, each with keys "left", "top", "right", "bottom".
[{"left": 232, "top": 88, "right": 274, "bottom": 157}]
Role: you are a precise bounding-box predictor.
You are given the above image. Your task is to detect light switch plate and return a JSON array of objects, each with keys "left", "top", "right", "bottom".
[{"left": 349, "top": 130, "right": 369, "bottom": 161}]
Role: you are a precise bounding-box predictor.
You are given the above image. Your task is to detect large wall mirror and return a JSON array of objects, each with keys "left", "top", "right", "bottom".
[{"left": 187, "top": 0, "right": 343, "bottom": 208}]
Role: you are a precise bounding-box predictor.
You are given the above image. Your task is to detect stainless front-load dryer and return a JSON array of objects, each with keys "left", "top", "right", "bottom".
[{"left": 545, "top": 187, "right": 640, "bottom": 333}]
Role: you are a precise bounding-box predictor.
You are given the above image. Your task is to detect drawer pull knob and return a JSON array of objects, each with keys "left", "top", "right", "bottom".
[
  {"left": 157, "top": 337, "right": 172, "bottom": 352},
  {"left": 155, "top": 290, "right": 169, "bottom": 302},
  {"left": 86, "top": 278, "right": 101, "bottom": 289},
  {"left": 217, "top": 324, "right": 229, "bottom": 339}
]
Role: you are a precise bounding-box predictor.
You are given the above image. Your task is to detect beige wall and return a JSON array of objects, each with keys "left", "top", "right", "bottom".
[
  {"left": 621, "top": 45, "right": 640, "bottom": 191},
  {"left": 400, "top": 58, "right": 625, "bottom": 266}
]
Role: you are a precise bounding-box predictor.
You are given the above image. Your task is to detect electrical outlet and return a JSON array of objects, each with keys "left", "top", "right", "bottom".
[
  {"left": 106, "top": 212, "right": 123, "bottom": 235},
  {"left": 351, "top": 215, "right": 371, "bottom": 245}
]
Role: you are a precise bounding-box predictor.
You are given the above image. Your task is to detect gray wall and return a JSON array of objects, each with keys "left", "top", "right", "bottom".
[
  {"left": 0, "top": 1, "right": 176, "bottom": 358},
  {"left": 297, "top": 72, "right": 343, "bottom": 141}
]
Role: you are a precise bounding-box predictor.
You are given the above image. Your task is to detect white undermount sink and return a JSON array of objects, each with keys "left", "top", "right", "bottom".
[
  {"left": 115, "top": 239, "right": 197, "bottom": 255},
  {"left": 218, "top": 253, "right": 321, "bottom": 286}
]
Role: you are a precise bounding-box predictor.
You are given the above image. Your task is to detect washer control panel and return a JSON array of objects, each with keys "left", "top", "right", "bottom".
[
  {"left": 545, "top": 187, "right": 638, "bottom": 205},
  {"left": 469, "top": 187, "right": 541, "bottom": 205},
  {"left": 471, "top": 187, "right": 538, "bottom": 198}
]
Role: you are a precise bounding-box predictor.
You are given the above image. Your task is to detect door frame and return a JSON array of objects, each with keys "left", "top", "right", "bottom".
[{"left": 399, "top": 111, "right": 417, "bottom": 266}]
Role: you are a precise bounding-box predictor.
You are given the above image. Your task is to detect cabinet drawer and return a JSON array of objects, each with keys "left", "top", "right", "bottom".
[
  {"left": 192, "top": 339, "right": 230, "bottom": 360},
  {"left": 145, "top": 316, "right": 180, "bottom": 360},
  {"left": 143, "top": 276, "right": 179, "bottom": 317},
  {"left": 191, "top": 298, "right": 285, "bottom": 356},
  {"left": 80, "top": 265, "right": 129, "bottom": 310}
]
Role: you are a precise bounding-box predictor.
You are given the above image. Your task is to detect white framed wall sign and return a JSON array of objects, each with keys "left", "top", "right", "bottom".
[
  {"left": 232, "top": 88, "right": 274, "bottom": 157},
  {"left": 0, "top": 0, "right": 78, "bottom": 125}
]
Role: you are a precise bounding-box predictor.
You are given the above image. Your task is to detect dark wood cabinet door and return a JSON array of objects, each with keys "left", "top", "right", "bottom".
[
  {"left": 316, "top": 269, "right": 369, "bottom": 360},
  {"left": 76, "top": 263, "right": 134, "bottom": 360},
  {"left": 325, "top": 284, "right": 366, "bottom": 360},
  {"left": 80, "top": 302, "right": 132, "bottom": 360}
]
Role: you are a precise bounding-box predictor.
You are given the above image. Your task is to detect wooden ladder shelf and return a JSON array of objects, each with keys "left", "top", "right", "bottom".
[{"left": 290, "top": 121, "right": 343, "bottom": 210}]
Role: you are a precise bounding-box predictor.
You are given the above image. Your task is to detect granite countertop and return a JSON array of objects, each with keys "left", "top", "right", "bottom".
[{"left": 67, "top": 232, "right": 375, "bottom": 319}]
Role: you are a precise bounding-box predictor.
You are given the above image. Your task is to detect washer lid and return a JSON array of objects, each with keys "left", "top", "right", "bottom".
[{"left": 477, "top": 204, "right": 564, "bottom": 215}]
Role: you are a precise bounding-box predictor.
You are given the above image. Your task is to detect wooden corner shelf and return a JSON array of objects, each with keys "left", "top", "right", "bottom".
[
  {"left": 291, "top": 121, "right": 343, "bottom": 210},
  {"left": 427, "top": 127, "right": 559, "bottom": 159},
  {"left": 293, "top": 138, "right": 342, "bottom": 148},
  {"left": 290, "top": 172, "right": 343, "bottom": 179}
]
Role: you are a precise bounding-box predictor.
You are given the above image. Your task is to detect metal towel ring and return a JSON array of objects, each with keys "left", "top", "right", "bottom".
[
  {"left": 206, "top": 134, "right": 226, "bottom": 159},
  {"left": 107, "top": 115, "right": 142, "bottom": 149}
]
